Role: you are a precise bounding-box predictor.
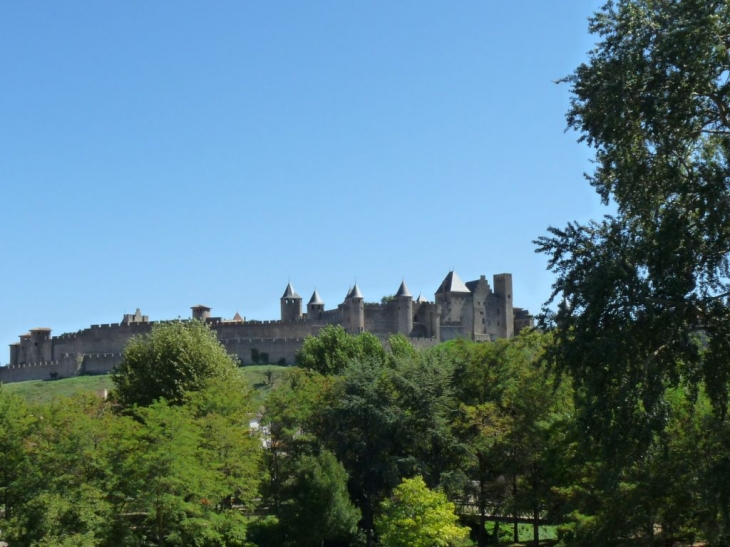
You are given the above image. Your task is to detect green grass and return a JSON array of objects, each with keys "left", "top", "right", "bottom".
[
  {"left": 241, "top": 365, "right": 289, "bottom": 409},
  {"left": 3, "top": 374, "right": 115, "bottom": 405},
  {"left": 486, "top": 522, "right": 558, "bottom": 545},
  {"left": 2, "top": 365, "right": 291, "bottom": 408}
]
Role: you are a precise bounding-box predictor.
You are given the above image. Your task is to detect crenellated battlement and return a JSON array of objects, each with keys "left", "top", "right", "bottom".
[
  {"left": 363, "top": 302, "right": 398, "bottom": 310},
  {"left": 220, "top": 337, "right": 306, "bottom": 344},
  {"left": 3, "top": 360, "right": 63, "bottom": 370}
]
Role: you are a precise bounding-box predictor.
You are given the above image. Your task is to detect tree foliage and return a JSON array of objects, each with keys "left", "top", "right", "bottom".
[
  {"left": 536, "top": 0, "right": 730, "bottom": 445},
  {"left": 0, "top": 378, "right": 260, "bottom": 546},
  {"left": 443, "top": 332, "right": 570, "bottom": 547},
  {"left": 534, "top": 0, "right": 730, "bottom": 544},
  {"left": 112, "top": 320, "right": 239, "bottom": 407},
  {"left": 295, "top": 325, "right": 386, "bottom": 375},
  {"left": 277, "top": 451, "right": 360, "bottom": 547},
  {"left": 319, "top": 355, "right": 459, "bottom": 546},
  {"left": 375, "top": 476, "right": 468, "bottom": 547}
]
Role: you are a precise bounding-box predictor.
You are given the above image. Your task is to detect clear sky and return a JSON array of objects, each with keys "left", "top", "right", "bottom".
[{"left": 1, "top": 1, "right": 608, "bottom": 354}]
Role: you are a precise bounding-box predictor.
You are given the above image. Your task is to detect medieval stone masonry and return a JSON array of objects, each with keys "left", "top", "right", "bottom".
[{"left": 0, "top": 271, "right": 533, "bottom": 384}]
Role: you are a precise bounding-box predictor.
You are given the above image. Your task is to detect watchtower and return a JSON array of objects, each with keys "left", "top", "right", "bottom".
[
  {"left": 28, "top": 328, "right": 52, "bottom": 362},
  {"left": 281, "top": 283, "right": 303, "bottom": 321},
  {"left": 395, "top": 280, "right": 413, "bottom": 336},
  {"left": 345, "top": 284, "right": 365, "bottom": 332},
  {"left": 307, "top": 290, "right": 324, "bottom": 320},
  {"left": 492, "top": 273, "right": 514, "bottom": 339},
  {"left": 435, "top": 271, "right": 473, "bottom": 339},
  {"left": 191, "top": 305, "right": 211, "bottom": 321}
]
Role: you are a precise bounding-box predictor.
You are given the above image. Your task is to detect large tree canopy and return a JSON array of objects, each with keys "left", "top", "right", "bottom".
[
  {"left": 295, "top": 325, "right": 386, "bottom": 375},
  {"left": 112, "top": 320, "right": 240, "bottom": 407},
  {"left": 536, "top": 0, "right": 730, "bottom": 448}
]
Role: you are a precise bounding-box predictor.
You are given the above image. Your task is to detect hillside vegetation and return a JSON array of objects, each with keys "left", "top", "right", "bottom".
[{"left": 3, "top": 365, "right": 288, "bottom": 407}]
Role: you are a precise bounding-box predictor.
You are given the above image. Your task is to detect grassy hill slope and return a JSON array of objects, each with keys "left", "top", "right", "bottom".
[{"left": 2, "top": 365, "right": 289, "bottom": 407}]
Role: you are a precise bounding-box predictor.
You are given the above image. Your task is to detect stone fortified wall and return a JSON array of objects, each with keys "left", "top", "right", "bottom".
[{"left": 1, "top": 271, "right": 532, "bottom": 384}]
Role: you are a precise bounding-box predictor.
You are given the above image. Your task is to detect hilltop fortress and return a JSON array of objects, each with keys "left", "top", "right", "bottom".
[{"left": 0, "top": 271, "right": 533, "bottom": 384}]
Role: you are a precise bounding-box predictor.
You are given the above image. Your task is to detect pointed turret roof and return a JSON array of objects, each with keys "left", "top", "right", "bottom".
[
  {"left": 416, "top": 293, "right": 428, "bottom": 303},
  {"left": 436, "top": 271, "right": 471, "bottom": 294},
  {"left": 347, "top": 283, "right": 363, "bottom": 299},
  {"left": 232, "top": 312, "right": 243, "bottom": 322},
  {"left": 395, "top": 280, "right": 411, "bottom": 298},
  {"left": 308, "top": 290, "right": 324, "bottom": 305},
  {"left": 282, "top": 282, "right": 302, "bottom": 299}
]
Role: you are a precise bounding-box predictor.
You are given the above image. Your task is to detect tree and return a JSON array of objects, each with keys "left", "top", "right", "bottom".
[
  {"left": 112, "top": 390, "right": 260, "bottom": 547},
  {"left": 0, "top": 387, "right": 33, "bottom": 530},
  {"left": 277, "top": 451, "right": 360, "bottom": 547},
  {"left": 537, "top": 0, "right": 730, "bottom": 449},
  {"left": 535, "top": 1, "right": 730, "bottom": 543},
  {"left": 261, "top": 368, "right": 336, "bottom": 516},
  {"left": 295, "top": 325, "right": 385, "bottom": 375},
  {"left": 375, "top": 476, "right": 468, "bottom": 547},
  {"left": 320, "top": 356, "right": 459, "bottom": 547},
  {"left": 4, "top": 394, "right": 118, "bottom": 547},
  {"left": 386, "top": 333, "right": 418, "bottom": 361},
  {"left": 445, "top": 332, "right": 570, "bottom": 547},
  {"left": 112, "top": 320, "right": 239, "bottom": 407}
]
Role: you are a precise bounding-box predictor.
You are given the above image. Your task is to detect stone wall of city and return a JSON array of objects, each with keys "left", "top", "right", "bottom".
[{"left": 0, "top": 271, "right": 533, "bottom": 384}]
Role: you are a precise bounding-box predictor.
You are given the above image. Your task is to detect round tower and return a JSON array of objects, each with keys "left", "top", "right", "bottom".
[
  {"left": 307, "top": 290, "right": 325, "bottom": 320},
  {"left": 9, "top": 343, "right": 19, "bottom": 366},
  {"left": 395, "top": 280, "right": 413, "bottom": 336},
  {"left": 281, "top": 283, "right": 303, "bottom": 321},
  {"left": 346, "top": 284, "right": 365, "bottom": 332},
  {"left": 191, "top": 305, "right": 211, "bottom": 321},
  {"left": 29, "top": 328, "right": 52, "bottom": 362}
]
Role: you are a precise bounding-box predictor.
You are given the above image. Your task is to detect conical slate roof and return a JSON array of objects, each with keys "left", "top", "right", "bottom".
[
  {"left": 282, "top": 282, "right": 302, "bottom": 299},
  {"left": 308, "top": 290, "right": 324, "bottom": 305},
  {"left": 415, "top": 293, "right": 428, "bottom": 303},
  {"left": 232, "top": 312, "right": 243, "bottom": 322},
  {"left": 347, "top": 283, "right": 363, "bottom": 299},
  {"left": 395, "top": 280, "right": 411, "bottom": 298},
  {"left": 436, "top": 271, "right": 471, "bottom": 294}
]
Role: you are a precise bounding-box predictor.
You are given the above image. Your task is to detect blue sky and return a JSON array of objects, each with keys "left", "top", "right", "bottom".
[{"left": 1, "top": 1, "right": 607, "bottom": 353}]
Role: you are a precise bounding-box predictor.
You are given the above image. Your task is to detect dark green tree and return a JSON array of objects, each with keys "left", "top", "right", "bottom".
[
  {"left": 320, "top": 356, "right": 459, "bottom": 547},
  {"left": 537, "top": 0, "right": 730, "bottom": 450},
  {"left": 278, "top": 451, "right": 360, "bottom": 547},
  {"left": 261, "top": 368, "right": 335, "bottom": 515},
  {"left": 535, "top": 0, "right": 730, "bottom": 543},
  {"left": 445, "top": 332, "right": 570, "bottom": 547},
  {"left": 112, "top": 320, "right": 239, "bottom": 407}
]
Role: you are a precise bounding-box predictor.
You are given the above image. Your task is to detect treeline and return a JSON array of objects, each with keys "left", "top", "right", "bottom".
[{"left": 1, "top": 321, "right": 726, "bottom": 546}]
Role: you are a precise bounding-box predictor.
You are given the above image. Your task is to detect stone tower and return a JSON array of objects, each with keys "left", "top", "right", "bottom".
[
  {"left": 191, "top": 305, "right": 211, "bottom": 321},
  {"left": 395, "top": 280, "right": 413, "bottom": 336},
  {"left": 281, "top": 283, "right": 303, "bottom": 321},
  {"left": 492, "top": 273, "right": 514, "bottom": 339},
  {"left": 466, "top": 275, "right": 491, "bottom": 339},
  {"left": 435, "top": 271, "right": 473, "bottom": 340},
  {"left": 21, "top": 328, "right": 52, "bottom": 363},
  {"left": 307, "top": 290, "right": 324, "bottom": 320},
  {"left": 345, "top": 284, "right": 365, "bottom": 333}
]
